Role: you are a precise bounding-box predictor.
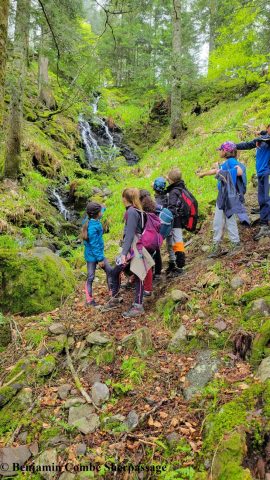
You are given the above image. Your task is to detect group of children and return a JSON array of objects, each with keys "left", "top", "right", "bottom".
[{"left": 82, "top": 126, "right": 270, "bottom": 318}]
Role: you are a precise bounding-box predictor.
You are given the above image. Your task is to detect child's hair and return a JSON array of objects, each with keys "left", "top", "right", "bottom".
[
  {"left": 141, "top": 196, "right": 156, "bottom": 213},
  {"left": 122, "top": 188, "right": 142, "bottom": 211},
  {"left": 167, "top": 168, "right": 182, "bottom": 183},
  {"left": 223, "top": 149, "right": 237, "bottom": 159},
  {"left": 139, "top": 189, "right": 151, "bottom": 201},
  {"left": 81, "top": 202, "right": 102, "bottom": 240}
]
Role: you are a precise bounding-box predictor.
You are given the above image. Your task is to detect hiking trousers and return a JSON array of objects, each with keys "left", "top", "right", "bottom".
[
  {"left": 85, "top": 258, "right": 112, "bottom": 302},
  {"left": 111, "top": 264, "right": 144, "bottom": 305},
  {"left": 171, "top": 227, "right": 186, "bottom": 268},
  {"left": 213, "top": 205, "right": 240, "bottom": 244},
  {"left": 258, "top": 174, "right": 270, "bottom": 224}
]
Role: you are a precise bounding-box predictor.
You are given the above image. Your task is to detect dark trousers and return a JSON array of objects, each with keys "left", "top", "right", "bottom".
[
  {"left": 85, "top": 259, "right": 112, "bottom": 301},
  {"left": 111, "top": 264, "right": 144, "bottom": 305},
  {"left": 258, "top": 174, "right": 270, "bottom": 224},
  {"left": 153, "top": 249, "right": 162, "bottom": 275}
]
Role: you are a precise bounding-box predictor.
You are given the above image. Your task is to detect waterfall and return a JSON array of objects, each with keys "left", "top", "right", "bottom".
[
  {"left": 79, "top": 95, "right": 138, "bottom": 168},
  {"left": 51, "top": 188, "right": 71, "bottom": 221}
]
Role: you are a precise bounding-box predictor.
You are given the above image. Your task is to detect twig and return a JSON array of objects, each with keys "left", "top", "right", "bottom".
[
  {"left": 65, "top": 345, "right": 101, "bottom": 412},
  {"left": 0, "top": 370, "right": 24, "bottom": 388}
]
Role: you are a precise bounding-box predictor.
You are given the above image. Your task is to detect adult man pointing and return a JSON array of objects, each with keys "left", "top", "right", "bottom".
[{"left": 236, "top": 124, "right": 270, "bottom": 240}]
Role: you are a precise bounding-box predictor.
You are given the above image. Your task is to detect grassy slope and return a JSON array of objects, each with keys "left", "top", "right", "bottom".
[{"left": 102, "top": 84, "right": 270, "bottom": 258}]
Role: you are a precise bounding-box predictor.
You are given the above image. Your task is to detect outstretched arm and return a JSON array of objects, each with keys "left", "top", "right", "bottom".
[
  {"left": 197, "top": 168, "right": 218, "bottom": 178},
  {"left": 236, "top": 139, "right": 257, "bottom": 150}
]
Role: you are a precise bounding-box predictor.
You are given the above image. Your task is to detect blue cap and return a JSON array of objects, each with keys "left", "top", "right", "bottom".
[{"left": 153, "top": 177, "right": 166, "bottom": 192}]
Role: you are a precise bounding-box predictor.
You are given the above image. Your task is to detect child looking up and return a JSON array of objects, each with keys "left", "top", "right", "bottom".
[{"left": 81, "top": 202, "right": 112, "bottom": 307}]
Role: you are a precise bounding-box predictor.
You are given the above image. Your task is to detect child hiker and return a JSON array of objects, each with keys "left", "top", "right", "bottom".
[
  {"left": 82, "top": 202, "right": 112, "bottom": 307},
  {"left": 153, "top": 177, "right": 182, "bottom": 277},
  {"left": 107, "top": 188, "right": 154, "bottom": 318},
  {"left": 198, "top": 141, "right": 246, "bottom": 258},
  {"left": 166, "top": 168, "right": 186, "bottom": 272}
]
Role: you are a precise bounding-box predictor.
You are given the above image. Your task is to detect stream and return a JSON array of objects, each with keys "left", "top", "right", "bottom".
[{"left": 49, "top": 95, "right": 138, "bottom": 220}]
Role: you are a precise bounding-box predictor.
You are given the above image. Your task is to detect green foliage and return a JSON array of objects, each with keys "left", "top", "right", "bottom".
[
  {"left": 25, "top": 328, "right": 47, "bottom": 347},
  {"left": 120, "top": 357, "right": 146, "bottom": 384}
]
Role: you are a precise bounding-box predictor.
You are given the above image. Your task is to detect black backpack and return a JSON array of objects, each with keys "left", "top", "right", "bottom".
[{"left": 169, "top": 187, "right": 199, "bottom": 232}]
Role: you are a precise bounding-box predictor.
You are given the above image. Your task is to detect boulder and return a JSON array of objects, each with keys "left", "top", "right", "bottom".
[
  {"left": 126, "top": 410, "right": 139, "bottom": 430},
  {"left": 36, "top": 355, "right": 56, "bottom": 377},
  {"left": 74, "top": 443, "right": 87, "bottom": 456},
  {"left": 0, "top": 247, "right": 75, "bottom": 315},
  {"left": 211, "top": 431, "right": 252, "bottom": 480},
  {"left": 16, "top": 387, "right": 32, "bottom": 408},
  {"left": 231, "top": 276, "right": 244, "bottom": 290},
  {"left": 35, "top": 449, "right": 57, "bottom": 480},
  {"left": 214, "top": 320, "right": 227, "bottom": 332},
  {"left": 170, "top": 290, "right": 189, "bottom": 303},
  {"left": 250, "top": 319, "right": 270, "bottom": 366},
  {"left": 57, "top": 384, "right": 71, "bottom": 400},
  {"left": 48, "top": 323, "right": 66, "bottom": 335},
  {"left": 168, "top": 325, "right": 187, "bottom": 352},
  {"left": 63, "top": 397, "right": 85, "bottom": 409},
  {"left": 91, "top": 382, "right": 110, "bottom": 405},
  {"left": 246, "top": 298, "right": 270, "bottom": 319},
  {"left": 122, "top": 327, "right": 153, "bottom": 357},
  {"left": 0, "top": 445, "right": 32, "bottom": 477},
  {"left": 47, "top": 334, "right": 67, "bottom": 353},
  {"left": 183, "top": 350, "right": 220, "bottom": 400},
  {"left": 68, "top": 404, "right": 100, "bottom": 434},
  {"left": 257, "top": 356, "right": 270, "bottom": 382},
  {"left": 86, "top": 331, "right": 112, "bottom": 345}
]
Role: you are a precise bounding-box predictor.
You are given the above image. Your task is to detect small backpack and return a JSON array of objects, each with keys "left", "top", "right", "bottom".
[
  {"left": 139, "top": 212, "right": 163, "bottom": 253},
  {"left": 173, "top": 188, "right": 198, "bottom": 232},
  {"left": 159, "top": 207, "right": 174, "bottom": 238}
]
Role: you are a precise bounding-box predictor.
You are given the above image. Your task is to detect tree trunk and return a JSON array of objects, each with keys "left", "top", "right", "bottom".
[
  {"left": 209, "top": 0, "right": 217, "bottom": 54},
  {"left": 4, "top": 0, "right": 30, "bottom": 179},
  {"left": 38, "top": 27, "right": 56, "bottom": 109},
  {"left": 171, "top": 0, "right": 182, "bottom": 139},
  {"left": 0, "top": 0, "right": 10, "bottom": 128}
]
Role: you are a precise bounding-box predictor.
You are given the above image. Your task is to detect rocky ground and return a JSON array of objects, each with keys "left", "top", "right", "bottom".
[{"left": 0, "top": 186, "right": 270, "bottom": 480}]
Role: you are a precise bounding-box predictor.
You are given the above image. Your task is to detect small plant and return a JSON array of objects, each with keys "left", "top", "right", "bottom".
[{"left": 121, "top": 357, "right": 146, "bottom": 384}]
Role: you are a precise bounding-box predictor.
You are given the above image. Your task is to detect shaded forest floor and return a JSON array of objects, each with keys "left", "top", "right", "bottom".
[{"left": 1, "top": 185, "right": 270, "bottom": 480}]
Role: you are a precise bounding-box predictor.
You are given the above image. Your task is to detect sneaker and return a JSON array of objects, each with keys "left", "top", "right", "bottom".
[
  {"left": 254, "top": 225, "right": 270, "bottom": 241},
  {"left": 207, "top": 243, "right": 223, "bottom": 258},
  {"left": 228, "top": 242, "right": 242, "bottom": 256},
  {"left": 86, "top": 299, "right": 98, "bottom": 307},
  {"left": 104, "top": 296, "right": 123, "bottom": 309},
  {"left": 143, "top": 291, "right": 152, "bottom": 297},
  {"left": 122, "top": 304, "right": 145, "bottom": 318}
]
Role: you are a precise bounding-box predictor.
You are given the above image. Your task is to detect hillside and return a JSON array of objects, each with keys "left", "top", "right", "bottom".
[{"left": 0, "top": 73, "right": 270, "bottom": 480}]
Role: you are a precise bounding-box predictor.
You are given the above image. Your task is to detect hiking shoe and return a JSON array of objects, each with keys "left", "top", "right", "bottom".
[
  {"left": 228, "top": 242, "right": 242, "bottom": 256},
  {"left": 86, "top": 299, "right": 99, "bottom": 307},
  {"left": 122, "top": 304, "right": 145, "bottom": 318},
  {"left": 207, "top": 243, "right": 222, "bottom": 258},
  {"left": 105, "top": 296, "right": 123, "bottom": 309},
  {"left": 254, "top": 225, "right": 270, "bottom": 241},
  {"left": 143, "top": 290, "right": 152, "bottom": 297},
  {"left": 166, "top": 262, "right": 183, "bottom": 277}
]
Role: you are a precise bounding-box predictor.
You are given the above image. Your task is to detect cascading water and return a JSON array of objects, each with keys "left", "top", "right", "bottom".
[
  {"left": 79, "top": 95, "right": 138, "bottom": 169},
  {"left": 51, "top": 188, "right": 71, "bottom": 221}
]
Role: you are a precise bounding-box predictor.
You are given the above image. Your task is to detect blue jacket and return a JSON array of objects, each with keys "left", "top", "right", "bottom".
[
  {"left": 216, "top": 170, "right": 250, "bottom": 224},
  {"left": 219, "top": 157, "right": 239, "bottom": 187},
  {"left": 84, "top": 218, "right": 104, "bottom": 262},
  {"left": 236, "top": 135, "right": 270, "bottom": 176}
]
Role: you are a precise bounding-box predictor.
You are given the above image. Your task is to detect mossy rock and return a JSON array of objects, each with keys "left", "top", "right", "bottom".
[
  {"left": 244, "top": 297, "right": 270, "bottom": 320},
  {"left": 240, "top": 286, "right": 270, "bottom": 304},
  {"left": 212, "top": 431, "right": 252, "bottom": 480},
  {"left": 46, "top": 334, "right": 68, "bottom": 353},
  {"left": 250, "top": 318, "right": 270, "bottom": 366},
  {"left": 0, "top": 385, "right": 22, "bottom": 408},
  {"left": 36, "top": 354, "right": 56, "bottom": 376},
  {"left": 0, "top": 312, "right": 12, "bottom": 347},
  {"left": 0, "top": 247, "right": 75, "bottom": 315},
  {"left": 90, "top": 344, "right": 116, "bottom": 365}
]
